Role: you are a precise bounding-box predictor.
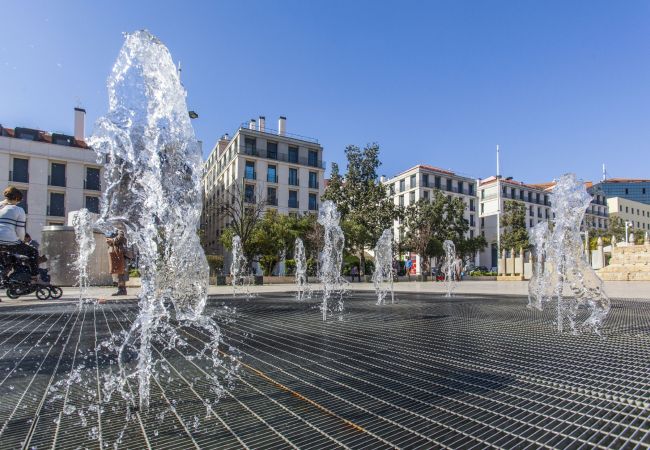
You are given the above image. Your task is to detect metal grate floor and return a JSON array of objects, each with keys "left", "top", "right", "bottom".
[{"left": 1, "top": 292, "right": 650, "bottom": 449}]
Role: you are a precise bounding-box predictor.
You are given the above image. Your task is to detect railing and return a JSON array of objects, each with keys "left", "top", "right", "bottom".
[
  {"left": 244, "top": 171, "right": 257, "bottom": 180},
  {"left": 48, "top": 175, "right": 67, "bottom": 187},
  {"left": 309, "top": 202, "right": 319, "bottom": 211},
  {"left": 267, "top": 197, "right": 278, "bottom": 206},
  {"left": 47, "top": 206, "right": 65, "bottom": 217},
  {"left": 244, "top": 195, "right": 256, "bottom": 204},
  {"left": 309, "top": 180, "right": 319, "bottom": 189},
  {"left": 239, "top": 123, "right": 319, "bottom": 144},
  {"left": 84, "top": 180, "right": 101, "bottom": 191},
  {"left": 9, "top": 170, "right": 29, "bottom": 183},
  {"left": 288, "top": 178, "right": 300, "bottom": 187},
  {"left": 288, "top": 200, "right": 299, "bottom": 209},
  {"left": 240, "top": 147, "right": 325, "bottom": 169},
  {"left": 267, "top": 174, "right": 278, "bottom": 183}
]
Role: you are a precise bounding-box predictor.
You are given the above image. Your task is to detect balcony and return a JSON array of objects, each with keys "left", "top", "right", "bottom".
[
  {"left": 244, "top": 195, "right": 256, "bottom": 204},
  {"left": 9, "top": 170, "right": 29, "bottom": 183},
  {"left": 288, "top": 200, "right": 299, "bottom": 209},
  {"left": 309, "top": 202, "right": 319, "bottom": 211},
  {"left": 309, "top": 180, "right": 319, "bottom": 189},
  {"left": 289, "top": 178, "right": 300, "bottom": 187},
  {"left": 244, "top": 171, "right": 257, "bottom": 181},
  {"left": 267, "top": 174, "right": 278, "bottom": 183},
  {"left": 84, "top": 179, "right": 101, "bottom": 191},
  {"left": 267, "top": 197, "right": 278, "bottom": 206},
  {"left": 241, "top": 147, "right": 325, "bottom": 169}
]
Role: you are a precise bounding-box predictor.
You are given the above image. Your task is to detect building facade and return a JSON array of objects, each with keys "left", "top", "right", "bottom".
[
  {"left": 592, "top": 179, "right": 650, "bottom": 205},
  {"left": 202, "top": 116, "right": 325, "bottom": 262},
  {"left": 479, "top": 176, "right": 608, "bottom": 270},
  {"left": 607, "top": 197, "right": 650, "bottom": 233},
  {"left": 383, "top": 164, "right": 479, "bottom": 274},
  {"left": 0, "top": 108, "right": 102, "bottom": 243}
]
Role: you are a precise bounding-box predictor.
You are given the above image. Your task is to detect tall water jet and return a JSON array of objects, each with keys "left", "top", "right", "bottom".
[
  {"left": 89, "top": 30, "right": 230, "bottom": 409},
  {"left": 531, "top": 173, "right": 610, "bottom": 334},
  {"left": 72, "top": 208, "right": 96, "bottom": 304},
  {"left": 441, "top": 240, "right": 459, "bottom": 297},
  {"left": 527, "top": 221, "right": 549, "bottom": 310},
  {"left": 373, "top": 229, "right": 395, "bottom": 305},
  {"left": 231, "top": 235, "right": 250, "bottom": 297},
  {"left": 318, "top": 200, "right": 348, "bottom": 320},
  {"left": 295, "top": 237, "right": 311, "bottom": 301}
]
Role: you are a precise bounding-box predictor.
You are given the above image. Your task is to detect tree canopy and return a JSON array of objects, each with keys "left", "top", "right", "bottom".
[{"left": 500, "top": 200, "right": 529, "bottom": 252}]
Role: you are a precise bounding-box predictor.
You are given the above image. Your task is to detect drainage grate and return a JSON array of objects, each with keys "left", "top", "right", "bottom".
[{"left": 1, "top": 292, "right": 650, "bottom": 449}]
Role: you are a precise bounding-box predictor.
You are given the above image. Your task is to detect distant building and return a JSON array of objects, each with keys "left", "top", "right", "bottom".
[
  {"left": 607, "top": 197, "right": 650, "bottom": 232},
  {"left": 479, "top": 176, "right": 608, "bottom": 270},
  {"left": 383, "top": 164, "right": 480, "bottom": 274},
  {"left": 591, "top": 179, "right": 650, "bottom": 205},
  {"left": 0, "top": 108, "right": 102, "bottom": 243},
  {"left": 202, "top": 116, "right": 325, "bottom": 263}
]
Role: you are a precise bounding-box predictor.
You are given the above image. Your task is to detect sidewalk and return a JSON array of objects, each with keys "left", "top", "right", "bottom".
[{"left": 1, "top": 280, "right": 648, "bottom": 307}]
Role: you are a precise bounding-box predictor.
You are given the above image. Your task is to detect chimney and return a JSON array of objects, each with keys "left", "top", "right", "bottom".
[
  {"left": 217, "top": 133, "right": 230, "bottom": 155},
  {"left": 249, "top": 119, "right": 256, "bottom": 130},
  {"left": 278, "top": 116, "right": 286, "bottom": 136},
  {"left": 74, "top": 107, "right": 86, "bottom": 140},
  {"left": 258, "top": 116, "right": 265, "bottom": 132}
]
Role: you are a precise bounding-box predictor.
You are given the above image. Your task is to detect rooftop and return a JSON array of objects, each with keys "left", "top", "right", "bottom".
[
  {"left": 388, "top": 164, "right": 458, "bottom": 180},
  {"left": 0, "top": 125, "right": 89, "bottom": 149},
  {"left": 597, "top": 178, "right": 650, "bottom": 184}
]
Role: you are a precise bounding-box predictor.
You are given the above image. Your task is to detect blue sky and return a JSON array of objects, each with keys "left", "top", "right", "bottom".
[{"left": 1, "top": 0, "right": 649, "bottom": 183}]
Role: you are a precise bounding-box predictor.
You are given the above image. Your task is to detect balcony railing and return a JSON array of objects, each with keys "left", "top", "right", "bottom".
[
  {"left": 288, "top": 200, "right": 299, "bottom": 209},
  {"left": 9, "top": 170, "right": 29, "bottom": 183},
  {"left": 48, "top": 175, "right": 67, "bottom": 187},
  {"left": 288, "top": 178, "right": 300, "bottom": 187},
  {"left": 267, "top": 174, "right": 278, "bottom": 183},
  {"left": 84, "top": 180, "right": 101, "bottom": 191},
  {"left": 244, "top": 171, "right": 257, "bottom": 180},
  {"left": 309, "top": 180, "right": 319, "bottom": 189},
  {"left": 244, "top": 195, "right": 256, "bottom": 204},
  {"left": 267, "top": 197, "right": 278, "bottom": 206},
  {"left": 309, "top": 202, "right": 319, "bottom": 211},
  {"left": 241, "top": 147, "right": 325, "bottom": 169},
  {"left": 47, "top": 206, "right": 65, "bottom": 217}
]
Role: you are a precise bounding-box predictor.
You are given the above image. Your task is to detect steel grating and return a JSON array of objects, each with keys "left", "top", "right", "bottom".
[{"left": 1, "top": 292, "right": 650, "bottom": 449}]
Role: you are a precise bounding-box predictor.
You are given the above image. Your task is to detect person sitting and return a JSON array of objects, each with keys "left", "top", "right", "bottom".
[
  {"left": 0, "top": 186, "right": 41, "bottom": 283},
  {"left": 24, "top": 233, "right": 39, "bottom": 251}
]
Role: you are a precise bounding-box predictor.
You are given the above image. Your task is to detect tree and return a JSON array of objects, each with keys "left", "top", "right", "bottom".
[
  {"left": 500, "top": 200, "right": 529, "bottom": 252},
  {"left": 322, "top": 143, "right": 400, "bottom": 276}
]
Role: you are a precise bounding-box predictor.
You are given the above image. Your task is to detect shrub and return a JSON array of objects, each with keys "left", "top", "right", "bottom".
[
  {"left": 285, "top": 259, "right": 296, "bottom": 276},
  {"left": 129, "top": 268, "right": 141, "bottom": 278},
  {"left": 206, "top": 254, "right": 224, "bottom": 275}
]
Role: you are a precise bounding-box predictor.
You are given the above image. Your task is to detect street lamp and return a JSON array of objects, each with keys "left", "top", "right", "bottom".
[{"left": 625, "top": 221, "right": 633, "bottom": 243}]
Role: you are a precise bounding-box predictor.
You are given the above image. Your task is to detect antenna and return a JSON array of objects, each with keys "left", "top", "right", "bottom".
[{"left": 496, "top": 144, "right": 500, "bottom": 178}]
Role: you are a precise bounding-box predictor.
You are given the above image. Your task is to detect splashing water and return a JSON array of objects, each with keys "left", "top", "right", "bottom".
[
  {"left": 527, "top": 221, "right": 549, "bottom": 310},
  {"left": 295, "top": 237, "right": 311, "bottom": 301},
  {"left": 231, "top": 235, "right": 250, "bottom": 297},
  {"left": 373, "top": 229, "right": 395, "bottom": 305},
  {"left": 441, "top": 240, "right": 460, "bottom": 297},
  {"left": 318, "top": 201, "right": 348, "bottom": 320},
  {"left": 88, "top": 30, "right": 234, "bottom": 410},
  {"left": 72, "top": 208, "right": 96, "bottom": 304},
  {"left": 528, "top": 173, "right": 610, "bottom": 334}
]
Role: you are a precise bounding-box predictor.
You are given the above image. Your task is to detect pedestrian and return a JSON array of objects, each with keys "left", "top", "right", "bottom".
[
  {"left": 455, "top": 257, "right": 463, "bottom": 282},
  {"left": 24, "top": 233, "right": 39, "bottom": 251},
  {"left": 350, "top": 265, "right": 358, "bottom": 283},
  {"left": 0, "top": 187, "right": 42, "bottom": 284},
  {"left": 107, "top": 229, "right": 128, "bottom": 296},
  {"left": 405, "top": 258, "right": 412, "bottom": 281}
]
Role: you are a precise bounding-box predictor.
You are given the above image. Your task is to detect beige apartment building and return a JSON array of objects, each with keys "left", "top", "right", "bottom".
[
  {"left": 607, "top": 197, "right": 650, "bottom": 233},
  {"left": 202, "top": 116, "right": 325, "bottom": 263},
  {"left": 0, "top": 108, "right": 102, "bottom": 243},
  {"left": 383, "top": 164, "right": 480, "bottom": 274}
]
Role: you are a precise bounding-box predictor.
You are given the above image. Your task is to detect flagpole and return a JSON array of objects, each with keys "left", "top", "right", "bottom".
[{"left": 496, "top": 145, "right": 501, "bottom": 261}]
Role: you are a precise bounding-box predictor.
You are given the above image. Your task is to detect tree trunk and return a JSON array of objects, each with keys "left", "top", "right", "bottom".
[{"left": 359, "top": 249, "right": 366, "bottom": 277}]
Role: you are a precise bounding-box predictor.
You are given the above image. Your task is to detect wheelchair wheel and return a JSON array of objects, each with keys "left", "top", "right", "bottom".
[
  {"left": 36, "top": 287, "right": 50, "bottom": 300},
  {"left": 49, "top": 286, "right": 63, "bottom": 299},
  {"left": 6, "top": 287, "right": 20, "bottom": 299}
]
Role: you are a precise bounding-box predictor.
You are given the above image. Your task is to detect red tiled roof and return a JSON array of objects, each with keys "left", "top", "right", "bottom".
[
  {"left": 0, "top": 126, "right": 89, "bottom": 149},
  {"left": 480, "top": 176, "right": 552, "bottom": 191}
]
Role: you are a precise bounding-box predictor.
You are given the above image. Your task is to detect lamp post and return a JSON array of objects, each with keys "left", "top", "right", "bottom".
[{"left": 625, "top": 221, "right": 633, "bottom": 243}]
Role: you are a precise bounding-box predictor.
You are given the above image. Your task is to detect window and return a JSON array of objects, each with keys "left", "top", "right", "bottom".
[
  {"left": 511, "top": 188, "right": 516, "bottom": 199},
  {"left": 309, "top": 193, "right": 318, "bottom": 211},
  {"left": 245, "top": 161, "right": 256, "bottom": 180},
  {"left": 17, "top": 190, "right": 28, "bottom": 214},
  {"left": 481, "top": 203, "right": 484, "bottom": 214},
  {"left": 289, "top": 168, "right": 299, "bottom": 186},
  {"left": 409, "top": 191, "right": 415, "bottom": 204},
  {"left": 267, "top": 187, "right": 277, "bottom": 206},
  {"left": 50, "top": 163, "right": 66, "bottom": 187},
  {"left": 423, "top": 190, "right": 430, "bottom": 201},
  {"left": 625, "top": 188, "right": 629, "bottom": 195},
  {"left": 469, "top": 199, "right": 475, "bottom": 211},
  {"left": 435, "top": 176, "right": 441, "bottom": 189},
  {"left": 85, "top": 196, "right": 100, "bottom": 214},
  {"left": 11, "top": 158, "right": 29, "bottom": 183},
  {"left": 49, "top": 192, "right": 65, "bottom": 217},
  {"left": 528, "top": 192, "right": 532, "bottom": 202},
  {"left": 85, "top": 167, "right": 101, "bottom": 191},
  {"left": 447, "top": 179, "right": 453, "bottom": 191},
  {"left": 399, "top": 179, "right": 405, "bottom": 192},
  {"left": 267, "top": 165, "right": 277, "bottom": 183},
  {"left": 288, "top": 190, "right": 298, "bottom": 208},
  {"left": 536, "top": 193, "right": 541, "bottom": 204},
  {"left": 620, "top": 205, "right": 623, "bottom": 212},
  {"left": 529, "top": 219, "right": 533, "bottom": 227},
  {"left": 244, "top": 184, "right": 255, "bottom": 203},
  {"left": 266, "top": 142, "right": 278, "bottom": 159},
  {"left": 398, "top": 195, "right": 404, "bottom": 206},
  {"left": 519, "top": 190, "right": 524, "bottom": 200},
  {"left": 288, "top": 146, "right": 299, "bottom": 163},
  {"left": 244, "top": 138, "right": 256, "bottom": 154},
  {"left": 422, "top": 174, "right": 429, "bottom": 187},
  {"left": 308, "top": 150, "right": 318, "bottom": 167},
  {"left": 410, "top": 175, "right": 416, "bottom": 189},
  {"left": 470, "top": 214, "right": 475, "bottom": 227},
  {"left": 529, "top": 205, "right": 534, "bottom": 217},
  {"left": 458, "top": 181, "right": 464, "bottom": 194},
  {"left": 481, "top": 189, "right": 485, "bottom": 200},
  {"left": 468, "top": 183, "right": 474, "bottom": 196},
  {"left": 309, "top": 172, "right": 318, "bottom": 189}
]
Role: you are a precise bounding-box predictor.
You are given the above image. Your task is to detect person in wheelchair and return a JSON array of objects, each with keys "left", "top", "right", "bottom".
[{"left": 0, "top": 186, "right": 42, "bottom": 284}]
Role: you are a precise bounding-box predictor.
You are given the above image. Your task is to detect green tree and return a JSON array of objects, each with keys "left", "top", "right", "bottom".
[
  {"left": 500, "top": 200, "right": 529, "bottom": 252},
  {"left": 322, "top": 143, "right": 400, "bottom": 276}
]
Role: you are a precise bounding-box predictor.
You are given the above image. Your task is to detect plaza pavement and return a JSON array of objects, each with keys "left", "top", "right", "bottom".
[{"left": 0, "top": 280, "right": 648, "bottom": 306}]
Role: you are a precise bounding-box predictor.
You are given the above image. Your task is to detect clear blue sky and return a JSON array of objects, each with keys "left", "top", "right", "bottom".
[{"left": 1, "top": 0, "right": 649, "bottom": 183}]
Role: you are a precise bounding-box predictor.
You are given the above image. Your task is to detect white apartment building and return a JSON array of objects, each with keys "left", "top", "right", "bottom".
[
  {"left": 383, "top": 164, "right": 479, "bottom": 274},
  {"left": 202, "top": 116, "right": 326, "bottom": 260},
  {"left": 0, "top": 108, "right": 103, "bottom": 243},
  {"left": 478, "top": 176, "right": 608, "bottom": 269},
  {"left": 607, "top": 197, "right": 650, "bottom": 232}
]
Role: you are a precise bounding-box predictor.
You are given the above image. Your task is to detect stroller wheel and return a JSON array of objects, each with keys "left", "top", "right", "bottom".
[
  {"left": 6, "top": 287, "right": 20, "bottom": 299},
  {"left": 49, "top": 286, "right": 63, "bottom": 299},
  {"left": 36, "top": 287, "right": 50, "bottom": 300}
]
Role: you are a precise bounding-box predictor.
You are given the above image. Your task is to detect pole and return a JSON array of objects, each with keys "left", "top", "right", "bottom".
[{"left": 496, "top": 145, "right": 501, "bottom": 257}]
